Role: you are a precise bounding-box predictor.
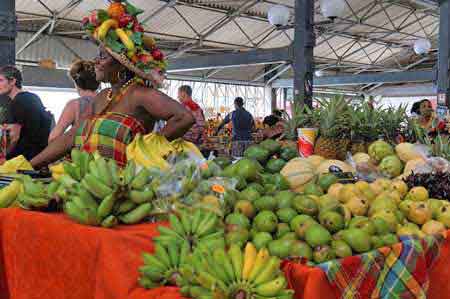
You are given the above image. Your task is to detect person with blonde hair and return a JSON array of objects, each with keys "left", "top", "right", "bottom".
[{"left": 48, "top": 60, "right": 100, "bottom": 142}]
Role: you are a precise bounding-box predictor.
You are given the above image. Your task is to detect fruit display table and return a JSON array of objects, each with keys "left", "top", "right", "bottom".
[
  {"left": 283, "top": 232, "right": 450, "bottom": 299},
  {"left": 0, "top": 208, "right": 184, "bottom": 299},
  {"left": 0, "top": 208, "right": 450, "bottom": 299}
]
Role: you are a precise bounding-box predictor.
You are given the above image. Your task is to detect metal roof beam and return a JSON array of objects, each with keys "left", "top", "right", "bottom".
[
  {"left": 167, "top": 46, "right": 292, "bottom": 72},
  {"left": 271, "top": 70, "right": 435, "bottom": 88}
]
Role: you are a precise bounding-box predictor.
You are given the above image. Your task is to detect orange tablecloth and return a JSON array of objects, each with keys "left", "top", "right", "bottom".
[
  {"left": 0, "top": 208, "right": 185, "bottom": 299},
  {"left": 0, "top": 208, "right": 449, "bottom": 299}
]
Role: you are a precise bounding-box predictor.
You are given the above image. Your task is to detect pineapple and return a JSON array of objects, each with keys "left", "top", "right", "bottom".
[
  {"left": 314, "top": 95, "right": 351, "bottom": 160},
  {"left": 350, "top": 101, "right": 383, "bottom": 154},
  {"left": 379, "top": 105, "right": 408, "bottom": 144}
]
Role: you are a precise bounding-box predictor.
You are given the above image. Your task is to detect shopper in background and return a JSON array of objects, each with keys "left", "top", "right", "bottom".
[
  {"left": 0, "top": 66, "right": 53, "bottom": 160},
  {"left": 416, "top": 99, "right": 446, "bottom": 135},
  {"left": 263, "top": 109, "right": 283, "bottom": 128},
  {"left": 410, "top": 101, "right": 422, "bottom": 118},
  {"left": 49, "top": 60, "right": 99, "bottom": 143},
  {"left": 178, "top": 85, "right": 206, "bottom": 146},
  {"left": 262, "top": 109, "right": 285, "bottom": 140},
  {"left": 216, "top": 97, "right": 255, "bottom": 156}
]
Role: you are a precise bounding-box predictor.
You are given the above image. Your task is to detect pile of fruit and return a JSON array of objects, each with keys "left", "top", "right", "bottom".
[
  {"left": 222, "top": 174, "right": 450, "bottom": 264},
  {"left": 139, "top": 210, "right": 293, "bottom": 299}
]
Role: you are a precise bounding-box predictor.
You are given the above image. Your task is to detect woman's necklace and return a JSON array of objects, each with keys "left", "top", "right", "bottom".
[{"left": 101, "top": 77, "right": 144, "bottom": 115}]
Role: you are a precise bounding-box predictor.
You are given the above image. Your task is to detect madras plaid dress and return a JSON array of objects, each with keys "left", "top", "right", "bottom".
[{"left": 74, "top": 112, "right": 145, "bottom": 167}]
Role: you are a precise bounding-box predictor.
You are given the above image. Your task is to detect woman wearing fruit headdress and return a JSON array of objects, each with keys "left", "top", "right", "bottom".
[{"left": 31, "top": 0, "right": 194, "bottom": 168}]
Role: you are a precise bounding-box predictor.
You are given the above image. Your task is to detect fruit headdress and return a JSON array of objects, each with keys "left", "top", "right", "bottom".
[{"left": 82, "top": 0, "right": 167, "bottom": 85}]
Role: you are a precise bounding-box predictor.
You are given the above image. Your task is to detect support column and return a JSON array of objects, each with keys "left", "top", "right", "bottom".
[
  {"left": 0, "top": 0, "right": 16, "bottom": 66},
  {"left": 437, "top": 0, "right": 450, "bottom": 107},
  {"left": 271, "top": 88, "right": 278, "bottom": 112},
  {"left": 293, "top": 0, "right": 315, "bottom": 108}
]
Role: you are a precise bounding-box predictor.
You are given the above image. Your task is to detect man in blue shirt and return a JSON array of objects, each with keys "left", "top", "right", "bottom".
[{"left": 216, "top": 97, "right": 255, "bottom": 156}]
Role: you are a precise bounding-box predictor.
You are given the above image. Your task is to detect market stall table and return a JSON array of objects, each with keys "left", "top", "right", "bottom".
[
  {"left": 1, "top": 208, "right": 450, "bottom": 299},
  {"left": 0, "top": 208, "right": 185, "bottom": 299}
]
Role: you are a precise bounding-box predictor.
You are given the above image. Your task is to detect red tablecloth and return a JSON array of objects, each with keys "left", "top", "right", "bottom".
[
  {"left": 0, "top": 209, "right": 185, "bottom": 299},
  {"left": 0, "top": 208, "right": 449, "bottom": 299}
]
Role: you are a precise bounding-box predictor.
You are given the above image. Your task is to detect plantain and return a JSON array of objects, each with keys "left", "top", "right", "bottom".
[
  {"left": 96, "top": 193, "right": 117, "bottom": 221},
  {"left": 46, "top": 181, "right": 60, "bottom": 198},
  {"left": 119, "top": 202, "right": 151, "bottom": 224},
  {"left": 116, "top": 199, "right": 137, "bottom": 214},
  {"left": 154, "top": 243, "right": 172, "bottom": 269},
  {"left": 123, "top": 160, "right": 136, "bottom": 185},
  {"left": 101, "top": 215, "right": 118, "bottom": 228},
  {"left": 130, "top": 167, "right": 151, "bottom": 190},
  {"left": 167, "top": 242, "right": 180, "bottom": 268},
  {"left": 253, "top": 276, "right": 287, "bottom": 297},
  {"left": 213, "top": 248, "right": 235, "bottom": 283},
  {"left": 129, "top": 188, "right": 154, "bottom": 204},
  {"left": 168, "top": 213, "right": 185, "bottom": 236},
  {"left": 228, "top": 244, "right": 243, "bottom": 282},
  {"left": 253, "top": 256, "right": 281, "bottom": 285},
  {"left": 82, "top": 174, "right": 114, "bottom": 199},
  {"left": 95, "top": 157, "right": 113, "bottom": 187},
  {"left": 63, "top": 162, "right": 81, "bottom": 181},
  {"left": 23, "top": 179, "right": 46, "bottom": 198}
]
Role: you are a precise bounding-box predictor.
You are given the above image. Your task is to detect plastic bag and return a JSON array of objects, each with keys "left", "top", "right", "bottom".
[{"left": 0, "top": 155, "right": 33, "bottom": 174}]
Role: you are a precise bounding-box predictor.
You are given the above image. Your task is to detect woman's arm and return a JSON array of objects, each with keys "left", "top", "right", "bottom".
[
  {"left": 31, "top": 127, "right": 77, "bottom": 169},
  {"left": 49, "top": 100, "right": 77, "bottom": 143},
  {"left": 135, "top": 88, "right": 194, "bottom": 140}
]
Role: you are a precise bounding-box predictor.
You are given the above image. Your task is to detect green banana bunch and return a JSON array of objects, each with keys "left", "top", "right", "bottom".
[
  {"left": 139, "top": 240, "right": 190, "bottom": 287},
  {"left": 17, "top": 176, "right": 61, "bottom": 210},
  {"left": 52, "top": 151, "right": 157, "bottom": 228},
  {"left": 154, "top": 209, "right": 225, "bottom": 251},
  {"left": 178, "top": 242, "right": 293, "bottom": 299}
]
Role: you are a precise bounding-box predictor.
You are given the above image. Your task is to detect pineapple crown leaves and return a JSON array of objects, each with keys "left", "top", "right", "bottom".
[
  {"left": 350, "top": 101, "right": 384, "bottom": 142},
  {"left": 378, "top": 104, "right": 408, "bottom": 143},
  {"left": 282, "top": 104, "right": 321, "bottom": 140},
  {"left": 316, "top": 95, "right": 352, "bottom": 138}
]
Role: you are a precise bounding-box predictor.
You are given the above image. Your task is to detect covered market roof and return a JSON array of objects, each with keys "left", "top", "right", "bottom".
[{"left": 15, "top": 0, "right": 440, "bottom": 91}]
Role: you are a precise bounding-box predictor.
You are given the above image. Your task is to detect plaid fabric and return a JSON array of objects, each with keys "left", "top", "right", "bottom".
[
  {"left": 316, "top": 234, "right": 445, "bottom": 299},
  {"left": 75, "top": 112, "right": 145, "bottom": 167},
  {"left": 231, "top": 140, "right": 253, "bottom": 157}
]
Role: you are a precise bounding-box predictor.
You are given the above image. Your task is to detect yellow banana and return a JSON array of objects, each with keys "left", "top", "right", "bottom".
[
  {"left": 249, "top": 248, "right": 270, "bottom": 282},
  {"left": 253, "top": 276, "right": 287, "bottom": 297},
  {"left": 97, "top": 19, "right": 118, "bottom": 41},
  {"left": 116, "top": 28, "right": 135, "bottom": 51},
  {"left": 0, "top": 180, "right": 22, "bottom": 208},
  {"left": 242, "top": 242, "right": 257, "bottom": 281}
]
